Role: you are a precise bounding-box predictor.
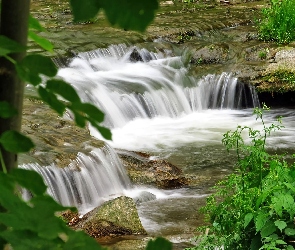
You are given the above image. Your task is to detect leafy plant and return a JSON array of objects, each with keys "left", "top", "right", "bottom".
[
  {"left": 258, "top": 49, "right": 268, "bottom": 60},
  {"left": 188, "top": 105, "right": 295, "bottom": 249},
  {"left": 0, "top": 0, "right": 174, "bottom": 249},
  {"left": 258, "top": 0, "right": 295, "bottom": 44}
]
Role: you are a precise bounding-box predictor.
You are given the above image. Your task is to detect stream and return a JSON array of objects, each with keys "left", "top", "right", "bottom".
[
  {"left": 57, "top": 45, "right": 295, "bottom": 249},
  {"left": 24, "top": 1, "right": 295, "bottom": 249}
]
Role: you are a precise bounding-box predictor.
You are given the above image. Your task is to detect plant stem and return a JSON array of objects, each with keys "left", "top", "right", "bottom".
[{"left": 0, "top": 149, "right": 8, "bottom": 174}]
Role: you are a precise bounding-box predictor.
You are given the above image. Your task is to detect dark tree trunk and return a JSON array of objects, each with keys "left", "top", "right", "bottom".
[{"left": 0, "top": 0, "right": 30, "bottom": 172}]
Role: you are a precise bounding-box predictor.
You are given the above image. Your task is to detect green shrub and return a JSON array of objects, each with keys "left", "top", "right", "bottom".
[
  {"left": 188, "top": 105, "right": 295, "bottom": 249},
  {"left": 258, "top": 0, "right": 295, "bottom": 44}
]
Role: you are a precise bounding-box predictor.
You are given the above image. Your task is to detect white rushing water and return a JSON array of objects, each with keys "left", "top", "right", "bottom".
[
  {"left": 57, "top": 44, "right": 295, "bottom": 152},
  {"left": 58, "top": 44, "right": 259, "bottom": 129},
  {"left": 21, "top": 145, "right": 131, "bottom": 213},
  {"left": 22, "top": 44, "right": 295, "bottom": 224}
]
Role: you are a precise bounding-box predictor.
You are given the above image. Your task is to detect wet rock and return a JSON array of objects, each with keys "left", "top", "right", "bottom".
[
  {"left": 118, "top": 152, "right": 189, "bottom": 188},
  {"left": 129, "top": 49, "right": 144, "bottom": 62},
  {"left": 252, "top": 47, "right": 295, "bottom": 94},
  {"left": 133, "top": 191, "right": 156, "bottom": 205},
  {"left": 71, "top": 196, "right": 146, "bottom": 238},
  {"left": 191, "top": 43, "right": 229, "bottom": 64},
  {"left": 21, "top": 98, "right": 105, "bottom": 167}
]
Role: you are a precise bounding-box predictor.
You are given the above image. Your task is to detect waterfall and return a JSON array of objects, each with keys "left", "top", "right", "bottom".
[
  {"left": 20, "top": 145, "right": 131, "bottom": 213},
  {"left": 57, "top": 44, "right": 260, "bottom": 129},
  {"left": 23, "top": 44, "right": 261, "bottom": 211}
]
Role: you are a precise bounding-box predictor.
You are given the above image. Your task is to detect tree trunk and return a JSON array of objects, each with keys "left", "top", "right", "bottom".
[{"left": 0, "top": 0, "right": 30, "bottom": 172}]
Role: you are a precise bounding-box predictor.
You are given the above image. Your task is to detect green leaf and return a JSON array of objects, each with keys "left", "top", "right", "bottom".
[
  {"left": 10, "top": 169, "right": 47, "bottom": 196},
  {"left": 72, "top": 103, "right": 104, "bottom": 123},
  {"left": 0, "top": 171, "right": 18, "bottom": 198},
  {"left": 70, "top": 0, "right": 101, "bottom": 22},
  {"left": 72, "top": 110, "right": 86, "bottom": 128},
  {"left": 101, "top": 0, "right": 159, "bottom": 32},
  {"left": 145, "top": 237, "right": 172, "bottom": 250},
  {"left": 261, "top": 221, "right": 277, "bottom": 238},
  {"left": 70, "top": 0, "right": 158, "bottom": 32},
  {"left": 0, "top": 36, "right": 26, "bottom": 56},
  {"left": 285, "top": 228, "right": 295, "bottom": 236},
  {"left": 28, "top": 31, "right": 54, "bottom": 52},
  {"left": 287, "top": 245, "right": 295, "bottom": 250},
  {"left": 272, "top": 196, "right": 283, "bottom": 217},
  {"left": 0, "top": 131, "right": 34, "bottom": 153},
  {"left": 255, "top": 212, "right": 269, "bottom": 232},
  {"left": 256, "top": 189, "right": 270, "bottom": 209},
  {"left": 64, "top": 231, "right": 104, "bottom": 250},
  {"left": 250, "top": 234, "right": 262, "bottom": 250},
  {"left": 0, "top": 101, "right": 17, "bottom": 118},
  {"left": 16, "top": 64, "right": 40, "bottom": 86},
  {"left": 276, "top": 239, "right": 287, "bottom": 245},
  {"left": 16, "top": 55, "right": 57, "bottom": 86},
  {"left": 29, "top": 15, "right": 45, "bottom": 31},
  {"left": 284, "top": 182, "right": 295, "bottom": 193},
  {"left": 0, "top": 174, "right": 29, "bottom": 210},
  {"left": 244, "top": 213, "right": 254, "bottom": 228},
  {"left": 90, "top": 122, "right": 112, "bottom": 140},
  {"left": 274, "top": 220, "right": 287, "bottom": 232},
  {"left": 0, "top": 230, "right": 63, "bottom": 250},
  {"left": 46, "top": 80, "right": 81, "bottom": 103},
  {"left": 0, "top": 199, "right": 67, "bottom": 240},
  {"left": 30, "top": 195, "right": 69, "bottom": 217},
  {"left": 38, "top": 86, "right": 66, "bottom": 115}
]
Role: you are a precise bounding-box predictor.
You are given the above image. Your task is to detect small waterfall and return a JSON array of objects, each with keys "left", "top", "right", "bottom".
[
  {"left": 20, "top": 145, "right": 131, "bottom": 213},
  {"left": 58, "top": 44, "right": 260, "bottom": 129}
]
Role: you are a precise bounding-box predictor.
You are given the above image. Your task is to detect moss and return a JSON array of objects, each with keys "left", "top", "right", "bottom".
[
  {"left": 256, "top": 69, "right": 295, "bottom": 93},
  {"left": 76, "top": 196, "right": 146, "bottom": 237},
  {"left": 93, "top": 197, "right": 146, "bottom": 235}
]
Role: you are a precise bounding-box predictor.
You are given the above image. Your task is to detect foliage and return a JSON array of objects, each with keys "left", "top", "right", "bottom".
[
  {"left": 70, "top": 0, "right": 158, "bottom": 32},
  {"left": 262, "top": 69, "right": 295, "bottom": 85},
  {"left": 187, "top": 105, "right": 295, "bottom": 249},
  {"left": 0, "top": 169, "right": 106, "bottom": 250},
  {"left": 258, "top": 69, "right": 295, "bottom": 93},
  {"left": 258, "top": 49, "right": 268, "bottom": 60},
  {"left": 146, "top": 237, "right": 173, "bottom": 250},
  {"left": 258, "top": 0, "right": 295, "bottom": 44},
  {"left": 0, "top": 0, "right": 174, "bottom": 249}
]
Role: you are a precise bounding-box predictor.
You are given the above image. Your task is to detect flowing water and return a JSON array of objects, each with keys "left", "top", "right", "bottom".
[
  {"left": 21, "top": 145, "right": 131, "bottom": 213},
  {"left": 23, "top": 44, "right": 295, "bottom": 247}
]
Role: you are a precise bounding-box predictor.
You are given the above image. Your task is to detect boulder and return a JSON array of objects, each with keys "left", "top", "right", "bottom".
[
  {"left": 118, "top": 151, "right": 189, "bottom": 188},
  {"left": 133, "top": 191, "right": 156, "bottom": 205},
  {"left": 71, "top": 196, "right": 146, "bottom": 238}
]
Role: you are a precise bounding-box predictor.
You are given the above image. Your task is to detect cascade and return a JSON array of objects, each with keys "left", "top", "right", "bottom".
[
  {"left": 23, "top": 44, "right": 263, "bottom": 213},
  {"left": 20, "top": 145, "right": 131, "bottom": 213},
  {"left": 57, "top": 44, "right": 260, "bottom": 129}
]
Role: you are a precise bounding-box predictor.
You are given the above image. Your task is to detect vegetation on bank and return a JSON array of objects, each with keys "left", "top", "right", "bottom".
[
  {"left": 187, "top": 105, "right": 295, "bottom": 249},
  {"left": 257, "top": 69, "right": 295, "bottom": 93},
  {"left": 258, "top": 0, "right": 295, "bottom": 44},
  {"left": 0, "top": 0, "right": 172, "bottom": 249}
]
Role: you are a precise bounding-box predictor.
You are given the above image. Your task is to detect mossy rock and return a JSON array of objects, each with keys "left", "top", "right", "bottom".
[
  {"left": 73, "top": 196, "right": 146, "bottom": 238},
  {"left": 21, "top": 97, "right": 105, "bottom": 167}
]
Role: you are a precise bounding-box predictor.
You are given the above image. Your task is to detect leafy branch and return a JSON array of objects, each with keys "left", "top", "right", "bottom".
[{"left": 0, "top": 1, "right": 172, "bottom": 249}]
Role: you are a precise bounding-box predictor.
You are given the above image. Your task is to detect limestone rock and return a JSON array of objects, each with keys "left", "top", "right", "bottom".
[
  {"left": 72, "top": 196, "right": 146, "bottom": 238},
  {"left": 118, "top": 151, "right": 188, "bottom": 188},
  {"left": 21, "top": 98, "right": 105, "bottom": 167}
]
